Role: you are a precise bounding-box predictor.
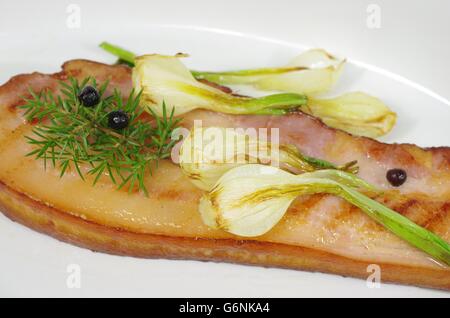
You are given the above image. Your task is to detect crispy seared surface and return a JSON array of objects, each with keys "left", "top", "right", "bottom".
[{"left": 0, "top": 60, "right": 449, "bottom": 290}]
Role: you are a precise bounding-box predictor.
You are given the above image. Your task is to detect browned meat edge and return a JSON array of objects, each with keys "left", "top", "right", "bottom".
[{"left": 1, "top": 180, "right": 449, "bottom": 290}]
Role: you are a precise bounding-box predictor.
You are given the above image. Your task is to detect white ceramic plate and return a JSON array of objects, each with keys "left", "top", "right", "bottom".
[{"left": 1, "top": 2, "right": 449, "bottom": 298}]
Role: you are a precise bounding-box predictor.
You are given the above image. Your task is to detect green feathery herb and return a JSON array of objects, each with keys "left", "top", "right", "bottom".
[{"left": 20, "top": 77, "right": 181, "bottom": 195}]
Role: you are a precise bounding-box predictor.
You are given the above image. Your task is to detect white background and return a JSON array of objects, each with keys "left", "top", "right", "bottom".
[{"left": 0, "top": 0, "right": 449, "bottom": 298}]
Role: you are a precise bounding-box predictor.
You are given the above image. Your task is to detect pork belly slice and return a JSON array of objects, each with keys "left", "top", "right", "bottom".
[{"left": 0, "top": 60, "right": 448, "bottom": 289}]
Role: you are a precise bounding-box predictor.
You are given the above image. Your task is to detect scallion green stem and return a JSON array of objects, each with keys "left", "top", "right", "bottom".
[
  {"left": 191, "top": 67, "right": 304, "bottom": 85},
  {"left": 99, "top": 42, "right": 302, "bottom": 83},
  {"left": 99, "top": 42, "right": 136, "bottom": 65},
  {"left": 336, "top": 183, "right": 450, "bottom": 266},
  {"left": 294, "top": 172, "right": 450, "bottom": 266},
  {"left": 176, "top": 82, "right": 307, "bottom": 115},
  {"left": 237, "top": 93, "right": 308, "bottom": 114}
]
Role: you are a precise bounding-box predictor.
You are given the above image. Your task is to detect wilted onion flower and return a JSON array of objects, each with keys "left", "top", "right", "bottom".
[{"left": 179, "top": 126, "right": 358, "bottom": 191}]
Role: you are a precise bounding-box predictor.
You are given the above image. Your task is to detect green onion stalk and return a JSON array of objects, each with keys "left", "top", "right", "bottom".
[
  {"left": 100, "top": 42, "right": 396, "bottom": 138},
  {"left": 199, "top": 164, "right": 450, "bottom": 266},
  {"left": 179, "top": 126, "right": 359, "bottom": 191},
  {"left": 132, "top": 53, "right": 308, "bottom": 117}
]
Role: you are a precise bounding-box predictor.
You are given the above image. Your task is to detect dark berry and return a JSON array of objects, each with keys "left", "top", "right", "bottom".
[
  {"left": 78, "top": 86, "right": 100, "bottom": 107},
  {"left": 108, "top": 110, "right": 129, "bottom": 130},
  {"left": 386, "top": 168, "right": 407, "bottom": 187}
]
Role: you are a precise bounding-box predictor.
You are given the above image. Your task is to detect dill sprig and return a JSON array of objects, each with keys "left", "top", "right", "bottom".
[{"left": 20, "top": 77, "right": 181, "bottom": 195}]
